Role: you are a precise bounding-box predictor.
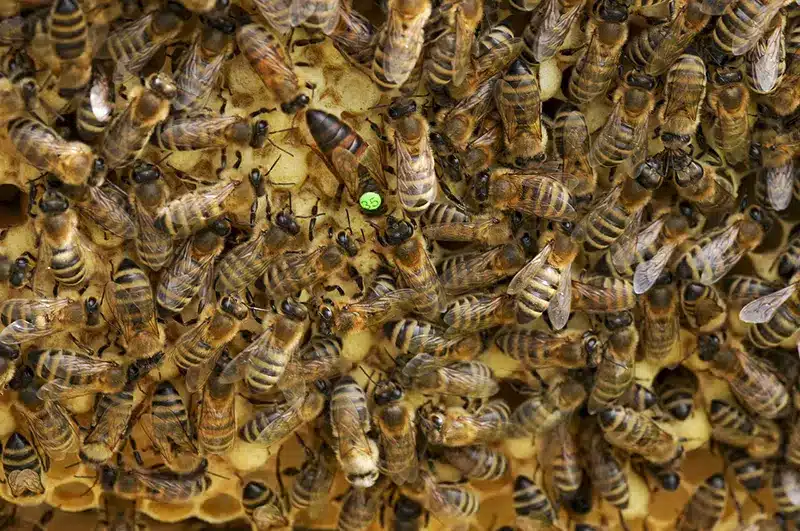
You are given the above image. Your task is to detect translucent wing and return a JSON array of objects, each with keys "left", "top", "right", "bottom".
[
  {"left": 133, "top": 201, "right": 172, "bottom": 270},
  {"left": 647, "top": 22, "right": 698, "bottom": 76},
  {"left": 451, "top": 5, "right": 474, "bottom": 87},
  {"left": 107, "top": 13, "right": 165, "bottom": 78},
  {"left": 131, "top": 467, "right": 206, "bottom": 499},
  {"left": 634, "top": 243, "right": 677, "bottom": 294},
  {"left": 290, "top": 0, "right": 316, "bottom": 27},
  {"left": 175, "top": 43, "right": 228, "bottom": 110},
  {"left": 402, "top": 353, "right": 439, "bottom": 378},
  {"left": 185, "top": 351, "right": 224, "bottom": 393},
  {"left": 160, "top": 114, "right": 243, "bottom": 150},
  {"left": 548, "top": 263, "right": 572, "bottom": 331},
  {"left": 381, "top": 9, "right": 428, "bottom": 87},
  {"left": 332, "top": 395, "right": 372, "bottom": 460},
  {"left": 38, "top": 379, "right": 98, "bottom": 400},
  {"left": 730, "top": 2, "right": 783, "bottom": 56},
  {"left": 41, "top": 353, "right": 120, "bottom": 378},
  {"left": 218, "top": 328, "right": 273, "bottom": 384},
  {"left": 161, "top": 239, "right": 216, "bottom": 301},
  {"left": 698, "top": 223, "right": 742, "bottom": 284},
  {"left": 330, "top": 146, "right": 363, "bottom": 199},
  {"left": 610, "top": 209, "right": 644, "bottom": 273},
  {"left": 635, "top": 217, "right": 666, "bottom": 258},
  {"left": 766, "top": 163, "right": 793, "bottom": 211},
  {"left": 252, "top": 0, "right": 294, "bottom": 33},
  {"left": 0, "top": 319, "right": 51, "bottom": 345},
  {"left": 166, "top": 316, "right": 215, "bottom": 367},
  {"left": 107, "top": 280, "right": 159, "bottom": 341},
  {"left": 494, "top": 77, "right": 519, "bottom": 139},
  {"left": 747, "top": 20, "right": 785, "bottom": 94},
  {"left": 590, "top": 99, "right": 626, "bottom": 166},
  {"left": 739, "top": 284, "right": 797, "bottom": 323},
  {"left": 507, "top": 241, "right": 554, "bottom": 295},
  {"left": 395, "top": 134, "right": 437, "bottom": 207},
  {"left": 699, "top": 0, "right": 735, "bottom": 14},
  {"left": 78, "top": 183, "right": 136, "bottom": 238},
  {"left": 424, "top": 218, "right": 499, "bottom": 242},
  {"left": 532, "top": 0, "right": 582, "bottom": 63}
]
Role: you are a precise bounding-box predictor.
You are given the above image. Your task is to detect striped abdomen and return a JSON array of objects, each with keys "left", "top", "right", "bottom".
[
  {"left": 112, "top": 260, "right": 155, "bottom": 337},
  {"left": 749, "top": 299, "right": 800, "bottom": 348},
  {"left": 515, "top": 262, "right": 562, "bottom": 323},
  {"left": 49, "top": 0, "right": 89, "bottom": 61},
  {"left": 581, "top": 202, "right": 633, "bottom": 252},
  {"left": 198, "top": 376, "right": 235, "bottom": 455},
  {"left": 7, "top": 117, "right": 62, "bottom": 171},
  {"left": 49, "top": 236, "right": 86, "bottom": 286}
]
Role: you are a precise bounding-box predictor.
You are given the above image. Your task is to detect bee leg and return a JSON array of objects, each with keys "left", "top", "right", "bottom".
[
  {"left": 234, "top": 150, "right": 243, "bottom": 170},
  {"left": 334, "top": 183, "right": 346, "bottom": 209},
  {"left": 324, "top": 285, "right": 345, "bottom": 296},
  {"left": 619, "top": 509, "right": 630, "bottom": 531},
  {"left": 32, "top": 508, "right": 53, "bottom": 531},
  {"left": 217, "top": 150, "right": 228, "bottom": 178},
  {"left": 52, "top": 282, "right": 59, "bottom": 298}
]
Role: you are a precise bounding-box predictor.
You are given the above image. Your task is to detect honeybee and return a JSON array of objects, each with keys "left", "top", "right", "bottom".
[
  {"left": 574, "top": 161, "right": 663, "bottom": 253},
  {"left": 521, "top": 0, "right": 584, "bottom": 64},
  {"left": 440, "top": 445, "right": 508, "bottom": 481},
  {"left": 745, "top": 15, "right": 786, "bottom": 94},
  {"left": 511, "top": 377, "right": 586, "bottom": 435},
  {"left": 373, "top": 380, "right": 418, "bottom": 485},
  {"left": 436, "top": 76, "right": 496, "bottom": 152},
  {"left": 423, "top": 205, "right": 511, "bottom": 247},
  {"left": 330, "top": 376, "right": 379, "bottom": 488},
  {"left": 0, "top": 253, "right": 33, "bottom": 290},
  {"left": 383, "top": 216, "right": 445, "bottom": 314},
  {"left": 626, "top": 0, "right": 711, "bottom": 76},
  {"left": 542, "top": 421, "right": 583, "bottom": 500},
  {"left": 251, "top": 0, "right": 338, "bottom": 34},
  {"left": 2, "top": 432, "right": 44, "bottom": 498},
  {"left": 706, "top": 68, "right": 750, "bottom": 164},
  {"left": 654, "top": 366, "right": 698, "bottom": 421},
  {"left": 13, "top": 384, "right": 79, "bottom": 464},
  {"left": 426, "top": 0, "right": 482, "bottom": 87},
  {"left": 107, "top": 258, "right": 162, "bottom": 358},
  {"left": 698, "top": 332, "right": 790, "bottom": 418},
  {"left": 156, "top": 180, "right": 236, "bottom": 240},
  {"left": 567, "top": 0, "right": 629, "bottom": 104},
  {"left": 62, "top": 178, "right": 136, "bottom": 241},
  {"left": 554, "top": 104, "right": 595, "bottom": 206},
  {"left": 148, "top": 380, "right": 197, "bottom": 470},
  {"left": 676, "top": 474, "right": 727, "bottom": 531},
  {"left": 173, "top": 16, "right": 234, "bottom": 111},
  {"left": 640, "top": 274, "right": 680, "bottom": 364},
  {"left": 338, "top": 477, "right": 391, "bottom": 531},
  {"left": 771, "top": 468, "right": 800, "bottom": 521},
  {"left": 329, "top": 5, "right": 376, "bottom": 70},
  {"left": 155, "top": 219, "right": 230, "bottom": 314},
  {"left": 460, "top": 114, "right": 503, "bottom": 179},
  {"left": 7, "top": 116, "right": 104, "bottom": 186},
  {"left": 242, "top": 481, "right": 289, "bottom": 530},
  {"left": 739, "top": 272, "right": 800, "bottom": 349},
  {"left": 420, "top": 400, "right": 510, "bottom": 446},
  {"left": 34, "top": 190, "right": 91, "bottom": 288},
  {"left": 720, "top": 444, "right": 766, "bottom": 492},
  {"left": 669, "top": 151, "right": 736, "bottom": 213},
  {"left": 153, "top": 112, "right": 268, "bottom": 152},
  {"left": 570, "top": 275, "right": 637, "bottom": 314},
  {"left": 494, "top": 59, "right": 545, "bottom": 167},
  {"left": 588, "top": 313, "right": 637, "bottom": 413},
  {"left": 496, "top": 329, "right": 603, "bottom": 369},
  {"left": 401, "top": 356, "right": 498, "bottom": 398},
  {"left": 0, "top": 296, "right": 101, "bottom": 346},
  {"left": 239, "top": 384, "right": 327, "bottom": 446},
  {"left": 507, "top": 230, "right": 578, "bottom": 328},
  {"left": 130, "top": 162, "right": 173, "bottom": 271},
  {"left": 680, "top": 282, "right": 727, "bottom": 332},
  {"left": 385, "top": 99, "right": 436, "bottom": 217},
  {"left": 710, "top": 0, "right": 785, "bottom": 58},
  {"left": 675, "top": 205, "right": 768, "bottom": 285},
  {"left": 0, "top": 49, "right": 38, "bottom": 121},
  {"left": 580, "top": 422, "right": 630, "bottom": 511},
  {"left": 286, "top": 441, "right": 337, "bottom": 518},
  {"left": 100, "top": 73, "right": 177, "bottom": 169},
  {"left": 513, "top": 474, "right": 558, "bottom": 528},
  {"left": 384, "top": 319, "right": 480, "bottom": 361},
  {"left": 438, "top": 241, "right": 528, "bottom": 296},
  {"left": 621, "top": 214, "right": 690, "bottom": 294},
  {"left": 658, "top": 54, "right": 706, "bottom": 156},
  {"left": 103, "top": 2, "right": 190, "bottom": 81},
  {"left": 412, "top": 470, "right": 480, "bottom": 522},
  {"left": 371, "top": 0, "right": 431, "bottom": 91},
  {"left": 598, "top": 405, "right": 683, "bottom": 465},
  {"left": 81, "top": 385, "right": 138, "bottom": 464},
  {"left": 766, "top": 18, "right": 800, "bottom": 117},
  {"left": 126, "top": 457, "right": 211, "bottom": 503},
  {"left": 319, "top": 288, "right": 415, "bottom": 335},
  {"left": 220, "top": 298, "right": 307, "bottom": 395},
  {"left": 442, "top": 293, "right": 517, "bottom": 334},
  {"left": 196, "top": 352, "right": 236, "bottom": 456},
  {"left": 589, "top": 71, "right": 656, "bottom": 168},
  {"left": 751, "top": 125, "right": 797, "bottom": 212}
]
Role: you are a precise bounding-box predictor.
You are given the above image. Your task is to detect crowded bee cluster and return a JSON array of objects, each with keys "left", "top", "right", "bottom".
[{"left": 0, "top": 0, "right": 797, "bottom": 528}]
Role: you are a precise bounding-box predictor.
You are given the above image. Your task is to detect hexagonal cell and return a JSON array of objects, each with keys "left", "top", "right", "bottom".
[
  {"left": 0, "top": 185, "right": 26, "bottom": 229},
  {"left": 198, "top": 493, "right": 243, "bottom": 524},
  {"left": 49, "top": 480, "right": 98, "bottom": 511},
  {"left": 141, "top": 500, "right": 196, "bottom": 523}
]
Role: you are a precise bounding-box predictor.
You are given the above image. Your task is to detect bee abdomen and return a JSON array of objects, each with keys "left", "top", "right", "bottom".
[{"left": 50, "top": 244, "right": 86, "bottom": 286}]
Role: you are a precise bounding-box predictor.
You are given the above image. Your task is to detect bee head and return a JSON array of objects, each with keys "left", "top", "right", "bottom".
[
  {"left": 39, "top": 190, "right": 69, "bottom": 214},
  {"left": 281, "top": 298, "right": 308, "bottom": 321},
  {"left": 384, "top": 216, "right": 414, "bottom": 245},
  {"left": 373, "top": 380, "right": 403, "bottom": 405},
  {"left": 249, "top": 120, "right": 269, "bottom": 149},
  {"left": 473, "top": 171, "right": 491, "bottom": 202},
  {"left": 697, "top": 333, "right": 722, "bottom": 361},
  {"left": 132, "top": 162, "right": 162, "bottom": 184},
  {"left": 281, "top": 94, "right": 310, "bottom": 115}
]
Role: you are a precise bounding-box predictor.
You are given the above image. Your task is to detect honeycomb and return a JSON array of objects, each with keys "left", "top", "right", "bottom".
[{"left": 0, "top": 0, "right": 797, "bottom": 529}]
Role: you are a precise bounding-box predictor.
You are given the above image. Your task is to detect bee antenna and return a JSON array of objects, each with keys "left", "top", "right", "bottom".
[
  {"left": 358, "top": 366, "right": 377, "bottom": 385},
  {"left": 75, "top": 471, "right": 100, "bottom": 499},
  {"left": 267, "top": 137, "right": 294, "bottom": 157},
  {"left": 64, "top": 460, "right": 82, "bottom": 469},
  {"left": 206, "top": 470, "right": 230, "bottom": 480},
  {"left": 249, "top": 106, "right": 274, "bottom": 117},
  {"left": 269, "top": 127, "right": 297, "bottom": 135},
  {"left": 346, "top": 209, "right": 354, "bottom": 235}
]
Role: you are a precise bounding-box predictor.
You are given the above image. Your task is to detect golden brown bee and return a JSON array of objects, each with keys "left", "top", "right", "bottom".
[
  {"left": 425, "top": 0, "right": 482, "bottom": 86},
  {"left": 329, "top": 5, "right": 376, "bottom": 69},
  {"left": 511, "top": 377, "right": 586, "bottom": 435},
  {"left": 542, "top": 421, "right": 583, "bottom": 499},
  {"left": 765, "top": 16, "right": 800, "bottom": 116},
  {"left": 598, "top": 405, "right": 683, "bottom": 465},
  {"left": 156, "top": 219, "right": 229, "bottom": 314},
  {"left": 580, "top": 422, "right": 630, "bottom": 511},
  {"left": 773, "top": 226, "right": 800, "bottom": 282},
  {"left": 420, "top": 400, "right": 510, "bottom": 446},
  {"left": 401, "top": 355, "right": 498, "bottom": 398},
  {"left": 625, "top": 0, "right": 711, "bottom": 77},
  {"left": 708, "top": 398, "right": 763, "bottom": 450},
  {"left": 436, "top": 76, "right": 496, "bottom": 152},
  {"left": 107, "top": 258, "right": 162, "bottom": 359},
  {"left": 173, "top": 17, "right": 234, "bottom": 111},
  {"left": 220, "top": 299, "right": 308, "bottom": 395},
  {"left": 7, "top": 116, "right": 104, "bottom": 186},
  {"left": 676, "top": 205, "right": 768, "bottom": 285},
  {"left": 697, "top": 332, "right": 790, "bottom": 419},
  {"left": 34, "top": 190, "right": 91, "bottom": 288},
  {"left": 745, "top": 14, "right": 786, "bottom": 94},
  {"left": 0, "top": 253, "right": 33, "bottom": 290},
  {"left": 2, "top": 432, "right": 44, "bottom": 498},
  {"left": 384, "top": 318, "right": 480, "bottom": 360},
  {"left": 153, "top": 112, "right": 269, "bottom": 153},
  {"left": 570, "top": 276, "right": 637, "bottom": 314},
  {"left": 771, "top": 467, "right": 800, "bottom": 521},
  {"left": 168, "top": 295, "right": 248, "bottom": 392},
  {"left": 148, "top": 380, "right": 197, "bottom": 470},
  {"left": 80, "top": 384, "right": 138, "bottom": 465},
  {"left": 130, "top": 162, "right": 173, "bottom": 271},
  {"left": 640, "top": 274, "right": 681, "bottom": 364},
  {"left": 0, "top": 296, "right": 101, "bottom": 346},
  {"left": 100, "top": 73, "right": 177, "bottom": 169},
  {"left": 589, "top": 71, "right": 656, "bottom": 168},
  {"left": 236, "top": 22, "right": 309, "bottom": 114},
  {"left": 103, "top": 2, "right": 190, "bottom": 82},
  {"left": 338, "top": 477, "right": 391, "bottom": 531},
  {"left": 0, "top": 48, "right": 39, "bottom": 120},
  {"left": 752, "top": 125, "right": 797, "bottom": 212},
  {"left": 384, "top": 216, "right": 445, "bottom": 314},
  {"left": 239, "top": 384, "right": 327, "bottom": 446},
  {"left": 13, "top": 384, "right": 79, "bottom": 464},
  {"left": 494, "top": 59, "right": 545, "bottom": 167},
  {"left": 319, "top": 288, "right": 414, "bottom": 335},
  {"left": 372, "top": 380, "right": 418, "bottom": 485},
  {"left": 680, "top": 281, "right": 727, "bottom": 332},
  {"left": 196, "top": 354, "right": 236, "bottom": 456},
  {"left": 460, "top": 114, "right": 503, "bottom": 178},
  {"left": 574, "top": 162, "right": 663, "bottom": 253},
  {"left": 654, "top": 366, "right": 698, "bottom": 421},
  {"left": 669, "top": 152, "right": 736, "bottom": 213},
  {"left": 710, "top": 0, "right": 785, "bottom": 59},
  {"left": 371, "top": 0, "right": 431, "bottom": 91},
  {"left": 62, "top": 178, "right": 136, "bottom": 240},
  {"left": 330, "top": 376, "right": 380, "bottom": 487},
  {"left": 496, "top": 329, "right": 603, "bottom": 369},
  {"left": 706, "top": 68, "right": 750, "bottom": 164},
  {"left": 440, "top": 445, "right": 508, "bottom": 481},
  {"left": 385, "top": 99, "right": 436, "bottom": 217},
  {"left": 567, "top": 0, "right": 629, "bottom": 104},
  {"left": 127, "top": 458, "right": 211, "bottom": 503},
  {"left": 622, "top": 215, "right": 691, "bottom": 294},
  {"left": 242, "top": 481, "right": 289, "bottom": 530},
  {"left": 507, "top": 231, "right": 579, "bottom": 327},
  {"left": 554, "top": 104, "right": 595, "bottom": 206},
  {"left": 287, "top": 441, "right": 337, "bottom": 517},
  {"left": 154, "top": 180, "right": 236, "bottom": 240},
  {"left": 658, "top": 54, "right": 706, "bottom": 155},
  {"left": 513, "top": 474, "right": 558, "bottom": 528},
  {"left": 412, "top": 470, "right": 480, "bottom": 522},
  {"left": 521, "top": 0, "right": 584, "bottom": 64},
  {"left": 74, "top": 67, "right": 112, "bottom": 141},
  {"left": 39, "top": 0, "right": 93, "bottom": 99},
  {"left": 588, "top": 313, "right": 637, "bottom": 413},
  {"left": 438, "top": 241, "right": 528, "bottom": 296},
  {"left": 442, "top": 293, "right": 517, "bottom": 334},
  {"left": 251, "top": 0, "right": 339, "bottom": 34},
  {"left": 739, "top": 272, "right": 800, "bottom": 349},
  {"left": 676, "top": 474, "right": 727, "bottom": 531},
  {"left": 0, "top": 76, "right": 26, "bottom": 129},
  {"left": 720, "top": 444, "right": 766, "bottom": 492}
]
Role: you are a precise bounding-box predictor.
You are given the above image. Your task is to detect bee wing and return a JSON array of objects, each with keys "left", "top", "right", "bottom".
[
  {"left": 108, "top": 13, "right": 164, "bottom": 77},
  {"left": 0, "top": 319, "right": 51, "bottom": 345},
  {"left": 739, "top": 283, "right": 797, "bottom": 323},
  {"left": 218, "top": 329, "right": 273, "bottom": 384},
  {"left": 531, "top": 0, "right": 583, "bottom": 63},
  {"left": 178, "top": 44, "right": 228, "bottom": 105},
  {"left": 38, "top": 379, "right": 96, "bottom": 401},
  {"left": 746, "top": 19, "right": 784, "bottom": 93},
  {"left": 163, "top": 114, "right": 243, "bottom": 150},
  {"left": 89, "top": 70, "right": 113, "bottom": 121},
  {"left": 451, "top": 6, "right": 475, "bottom": 87},
  {"left": 185, "top": 350, "right": 224, "bottom": 393},
  {"left": 313, "top": 1, "right": 341, "bottom": 35},
  {"left": 290, "top": 0, "right": 316, "bottom": 27},
  {"left": 699, "top": 0, "right": 735, "bottom": 14},
  {"left": 381, "top": 8, "right": 428, "bottom": 86},
  {"left": 731, "top": 2, "right": 783, "bottom": 56},
  {"left": 131, "top": 469, "right": 202, "bottom": 499},
  {"left": 106, "top": 281, "right": 156, "bottom": 340},
  {"left": 636, "top": 217, "right": 666, "bottom": 257},
  {"left": 162, "top": 239, "right": 216, "bottom": 299},
  {"left": 647, "top": 24, "right": 698, "bottom": 76},
  {"left": 402, "top": 353, "right": 439, "bottom": 378},
  {"left": 442, "top": 294, "right": 505, "bottom": 327},
  {"left": 698, "top": 223, "right": 742, "bottom": 285},
  {"left": 633, "top": 242, "right": 677, "bottom": 295},
  {"left": 133, "top": 202, "right": 172, "bottom": 269},
  {"left": 610, "top": 209, "right": 644, "bottom": 274},
  {"left": 330, "top": 146, "right": 363, "bottom": 199},
  {"left": 423, "top": 219, "right": 492, "bottom": 241},
  {"left": 507, "top": 241, "right": 554, "bottom": 295},
  {"left": 395, "top": 136, "right": 437, "bottom": 204},
  {"left": 548, "top": 262, "right": 572, "bottom": 331},
  {"left": 252, "top": 0, "right": 294, "bottom": 33},
  {"left": 79, "top": 184, "right": 136, "bottom": 238},
  {"left": 472, "top": 36, "right": 522, "bottom": 83},
  {"left": 515, "top": 174, "right": 577, "bottom": 220},
  {"left": 166, "top": 316, "right": 215, "bottom": 366},
  {"left": 766, "top": 162, "right": 793, "bottom": 211},
  {"left": 331, "top": 394, "right": 372, "bottom": 459}
]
